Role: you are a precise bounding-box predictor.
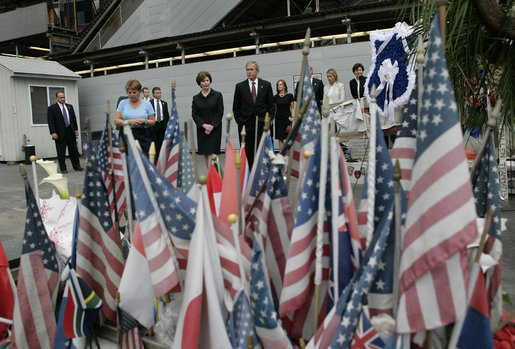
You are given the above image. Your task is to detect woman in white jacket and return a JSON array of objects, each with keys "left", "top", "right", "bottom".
[{"left": 324, "top": 68, "right": 352, "bottom": 132}]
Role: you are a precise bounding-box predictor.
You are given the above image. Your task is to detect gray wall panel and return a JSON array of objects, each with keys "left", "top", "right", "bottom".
[
  {"left": 104, "top": 0, "right": 240, "bottom": 48},
  {"left": 0, "top": 3, "right": 47, "bottom": 42},
  {"left": 78, "top": 42, "right": 371, "bottom": 149}
]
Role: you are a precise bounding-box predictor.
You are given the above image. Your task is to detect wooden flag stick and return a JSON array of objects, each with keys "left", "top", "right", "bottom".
[
  {"left": 106, "top": 102, "right": 120, "bottom": 234},
  {"left": 365, "top": 85, "right": 378, "bottom": 248},
  {"left": 436, "top": 0, "right": 448, "bottom": 52},
  {"left": 416, "top": 36, "right": 425, "bottom": 116},
  {"left": 118, "top": 136, "right": 134, "bottom": 239},
  {"left": 228, "top": 213, "right": 246, "bottom": 288},
  {"left": 286, "top": 28, "right": 311, "bottom": 190},
  {"left": 469, "top": 99, "right": 501, "bottom": 179},
  {"left": 187, "top": 120, "right": 199, "bottom": 180},
  {"left": 494, "top": 310, "right": 515, "bottom": 334},
  {"left": 392, "top": 160, "right": 402, "bottom": 316},
  {"left": 30, "top": 155, "right": 40, "bottom": 209}
]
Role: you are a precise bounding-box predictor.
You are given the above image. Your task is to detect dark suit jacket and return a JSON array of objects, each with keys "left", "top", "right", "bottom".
[
  {"left": 349, "top": 76, "right": 367, "bottom": 99},
  {"left": 233, "top": 78, "right": 274, "bottom": 126},
  {"left": 295, "top": 77, "right": 324, "bottom": 111},
  {"left": 148, "top": 99, "right": 170, "bottom": 124},
  {"left": 47, "top": 102, "right": 79, "bottom": 141}
]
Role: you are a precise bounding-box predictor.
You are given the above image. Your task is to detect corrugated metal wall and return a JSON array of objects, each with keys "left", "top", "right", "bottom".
[{"left": 78, "top": 41, "right": 371, "bottom": 148}]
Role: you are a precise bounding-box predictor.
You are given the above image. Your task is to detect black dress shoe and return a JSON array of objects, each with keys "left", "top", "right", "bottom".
[
  {"left": 74, "top": 167, "right": 83, "bottom": 171},
  {"left": 61, "top": 170, "right": 68, "bottom": 174}
]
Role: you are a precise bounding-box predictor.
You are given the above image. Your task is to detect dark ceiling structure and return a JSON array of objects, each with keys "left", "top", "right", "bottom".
[{"left": 0, "top": 0, "right": 411, "bottom": 76}]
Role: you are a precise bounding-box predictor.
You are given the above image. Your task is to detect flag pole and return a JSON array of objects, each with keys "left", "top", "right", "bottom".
[
  {"left": 106, "top": 102, "right": 120, "bottom": 234},
  {"left": 30, "top": 155, "right": 40, "bottom": 209},
  {"left": 329, "top": 130, "right": 340, "bottom": 305},
  {"left": 365, "top": 85, "right": 377, "bottom": 248},
  {"left": 235, "top": 150, "right": 244, "bottom": 237},
  {"left": 286, "top": 28, "right": 311, "bottom": 190},
  {"left": 118, "top": 136, "right": 133, "bottom": 240},
  {"left": 469, "top": 99, "right": 501, "bottom": 179},
  {"left": 392, "top": 160, "right": 402, "bottom": 317},
  {"left": 447, "top": 207, "right": 495, "bottom": 348},
  {"left": 314, "top": 117, "right": 330, "bottom": 333},
  {"left": 187, "top": 120, "right": 199, "bottom": 180},
  {"left": 244, "top": 113, "right": 271, "bottom": 223},
  {"left": 228, "top": 213, "right": 246, "bottom": 288},
  {"left": 416, "top": 36, "right": 425, "bottom": 116}
]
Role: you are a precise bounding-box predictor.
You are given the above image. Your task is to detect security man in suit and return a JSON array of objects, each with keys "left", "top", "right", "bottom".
[
  {"left": 232, "top": 61, "right": 274, "bottom": 168},
  {"left": 295, "top": 66, "right": 324, "bottom": 113},
  {"left": 47, "top": 91, "right": 82, "bottom": 173},
  {"left": 149, "top": 87, "right": 169, "bottom": 163}
]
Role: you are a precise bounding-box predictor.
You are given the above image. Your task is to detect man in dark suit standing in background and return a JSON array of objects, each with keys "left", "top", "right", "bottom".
[
  {"left": 47, "top": 91, "right": 82, "bottom": 173},
  {"left": 233, "top": 61, "right": 274, "bottom": 168},
  {"left": 149, "top": 87, "right": 169, "bottom": 162},
  {"left": 295, "top": 66, "right": 324, "bottom": 113}
]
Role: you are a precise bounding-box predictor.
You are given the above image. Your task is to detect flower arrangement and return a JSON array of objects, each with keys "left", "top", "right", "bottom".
[{"left": 365, "top": 22, "right": 416, "bottom": 120}]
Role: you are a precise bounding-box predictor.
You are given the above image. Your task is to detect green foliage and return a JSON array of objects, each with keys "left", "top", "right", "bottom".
[{"left": 397, "top": 0, "right": 514, "bottom": 134}]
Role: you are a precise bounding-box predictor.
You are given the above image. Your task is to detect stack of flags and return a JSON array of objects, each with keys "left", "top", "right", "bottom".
[{"left": 5, "top": 10, "right": 508, "bottom": 348}]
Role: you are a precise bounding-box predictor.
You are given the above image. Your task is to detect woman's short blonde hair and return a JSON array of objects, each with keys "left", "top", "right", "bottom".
[
  {"left": 125, "top": 79, "right": 142, "bottom": 92},
  {"left": 196, "top": 71, "right": 212, "bottom": 86},
  {"left": 326, "top": 68, "right": 338, "bottom": 81}
]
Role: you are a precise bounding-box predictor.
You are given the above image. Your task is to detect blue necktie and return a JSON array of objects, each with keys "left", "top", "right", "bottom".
[{"left": 62, "top": 105, "right": 69, "bottom": 127}]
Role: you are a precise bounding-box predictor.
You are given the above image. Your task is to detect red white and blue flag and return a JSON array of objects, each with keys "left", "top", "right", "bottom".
[
  {"left": 396, "top": 11, "right": 477, "bottom": 333},
  {"left": 350, "top": 306, "right": 385, "bottom": 348},
  {"left": 97, "top": 116, "right": 126, "bottom": 221},
  {"left": 390, "top": 80, "right": 418, "bottom": 199},
  {"left": 76, "top": 140, "right": 125, "bottom": 321},
  {"left": 12, "top": 181, "right": 59, "bottom": 348},
  {"left": 280, "top": 134, "right": 330, "bottom": 341},
  {"left": 250, "top": 239, "right": 293, "bottom": 349},
  {"left": 157, "top": 85, "right": 180, "bottom": 186},
  {"left": 471, "top": 131, "right": 503, "bottom": 328},
  {"left": 124, "top": 124, "right": 197, "bottom": 296}
]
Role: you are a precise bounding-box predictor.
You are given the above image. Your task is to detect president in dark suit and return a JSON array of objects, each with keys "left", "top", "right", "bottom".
[
  {"left": 149, "top": 87, "right": 169, "bottom": 163},
  {"left": 47, "top": 91, "right": 82, "bottom": 173},
  {"left": 295, "top": 66, "right": 324, "bottom": 112},
  {"left": 233, "top": 61, "right": 274, "bottom": 168}
]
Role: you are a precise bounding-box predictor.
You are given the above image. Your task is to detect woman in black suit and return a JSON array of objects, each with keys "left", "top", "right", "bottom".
[
  {"left": 349, "top": 63, "right": 367, "bottom": 99},
  {"left": 192, "top": 71, "right": 224, "bottom": 168}
]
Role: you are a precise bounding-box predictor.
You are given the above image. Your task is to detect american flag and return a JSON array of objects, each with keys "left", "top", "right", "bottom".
[
  {"left": 12, "top": 179, "right": 59, "bottom": 348},
  {"left": 178, "top": 130, "right": 196, "bottom": 193},
  {"left": 243, "top": 132, "right": 274, "bottom": 215},
  {"left": 327, "top": 135, "right": 361, "bottom": 310},
  {"left": 280, "top": 135, "right": 330, "bottom": 341},
  {"left": 156, "top": 86, "right": 180, "bottom": 186},
  {"left": 226, "top": 289, "right": 258, "bottom": 349},
  {"left": 76, "top": 140, "right": 125, "bottom": 322},
  {"left": 366, "top": 117, "right": 407, "bottom": 317},
  {"left": 396, "top": 11, "right": 477, "bottom": 333},
  {"left": 350, "top": 306, "right": 385, "bottom": 348},
  {"left": 97, "top": 117, "right": 126, "bottom": 221},
  {"left": 288, "top": 61, "right": 321, "bottom": 178},
  {"left": 329, "top": 198, "right": 393, "bottom": 348},
  {"left": 250, "top": 239, "right": 293, "bottom": 349},
  {"left": 246, "top": 132, "right": 294, "bottom": 299},
  {"left": 125, "top": 124, "right": 197, "bottom": 296},
  {"left": 471, "top": 131, "right": 503, "bottom": 328},
  {"left": 390, "top": 81, "right": 418, "bottom": 199},
  {"left": 118, "top": 307, "right": 144, "bottom": 349}
]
